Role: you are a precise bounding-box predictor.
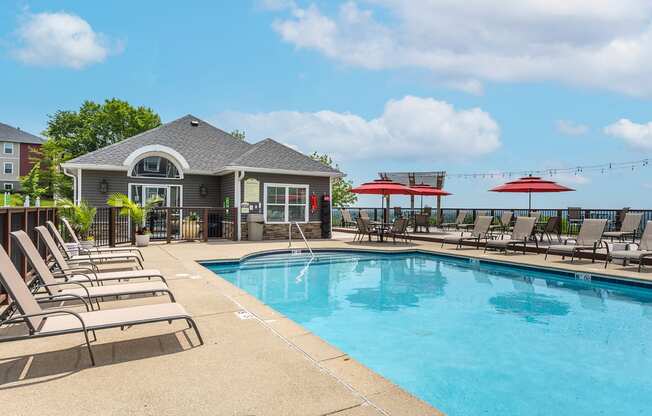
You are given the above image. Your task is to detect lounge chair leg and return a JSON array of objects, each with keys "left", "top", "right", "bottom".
[
  {"left": 82, "top": 330, "right": 96, "bottom": 366},
  {"left": 166, "top": 290, "right": 176, "bottom": 302},
  {"left": 186, "top": 318, "right": 204, "bottom": 345}
]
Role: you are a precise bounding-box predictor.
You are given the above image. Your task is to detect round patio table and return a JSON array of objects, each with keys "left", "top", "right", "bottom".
[{"left": 371, "top": 221, "right": 392, "bottom": 242}]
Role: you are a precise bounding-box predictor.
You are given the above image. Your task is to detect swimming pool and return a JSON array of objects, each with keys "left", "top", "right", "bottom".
[{"left": 204, "top": 250, "right": 652, "bottom": 415}]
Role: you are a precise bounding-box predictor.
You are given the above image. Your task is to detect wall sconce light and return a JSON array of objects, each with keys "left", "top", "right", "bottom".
[
  {"left": 99, "top": 179, "right": 109, "bottom": 194},
  {"left": 199, "top": 184, "right": 208, "bottom": 197}
]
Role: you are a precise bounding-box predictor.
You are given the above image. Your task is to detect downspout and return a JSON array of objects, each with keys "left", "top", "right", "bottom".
[
  {"left": 62, "top": 167, "right": 78, "bottom": 204},
  {"left": 234, "top": 170, "right": 245, "bottom": 241}
]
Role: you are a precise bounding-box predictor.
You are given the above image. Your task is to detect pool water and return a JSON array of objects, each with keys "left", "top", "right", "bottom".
[{"left": 205, "top": 251, "right": 652, "bottom": 415}]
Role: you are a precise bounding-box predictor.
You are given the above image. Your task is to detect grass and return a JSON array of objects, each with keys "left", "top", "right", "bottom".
[{"left": 1, "top": 194, "right": 55, "bottom": 207}]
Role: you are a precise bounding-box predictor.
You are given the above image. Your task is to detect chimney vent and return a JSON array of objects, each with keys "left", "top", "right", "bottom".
[{"left": 190, "top": 120, "right": 199, "bottom": 126}]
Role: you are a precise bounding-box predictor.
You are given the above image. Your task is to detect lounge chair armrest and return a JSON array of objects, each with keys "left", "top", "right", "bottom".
[
  {"left": 38, "top": 281, "right": 93, "bottom": 301},
  {"left": 3, "top": 309, "right": 87, "bottom": 328},
  {"left": 36, "top": 293, "right": 92, "bottom": 311}
]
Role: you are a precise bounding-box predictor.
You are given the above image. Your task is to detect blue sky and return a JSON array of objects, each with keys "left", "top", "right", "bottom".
[{"left": 1, "top": 0, "right": 651, "bottom": 208}]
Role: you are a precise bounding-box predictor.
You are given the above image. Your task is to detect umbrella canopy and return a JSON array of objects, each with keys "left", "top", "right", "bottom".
[
  {"left": 351, "top": 179, "right": 417, "bottom": 195},
  {"left": 409, "top": 184, "right": 452, "bottom": 196},
  {"left": 489, "top": 176, "right": 574, "bottom": 210}
]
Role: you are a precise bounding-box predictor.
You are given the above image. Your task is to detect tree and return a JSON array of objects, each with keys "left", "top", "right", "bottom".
[
  {"left": 39, "top": 98, "right": 161, "bottom": 200},
  {"left": 19, "top": 162, "right": 47, "bottom": 199},
  {"left": 230, "top": 129, "right": 246, "bottom": 141},
  {"left": 107, "top": 193, "right": 163, "bottom": 235},
  {"left": 309, "top": 152, "right": 357, "bottom": 207},
  {"left": 57, "top": 198, "right": 97, "bottom": 240}
]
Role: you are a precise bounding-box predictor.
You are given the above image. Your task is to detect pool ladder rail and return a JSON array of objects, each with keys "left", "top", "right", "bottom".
[{"left": 288, "top": 222, "right": 315, "bottom": 259}]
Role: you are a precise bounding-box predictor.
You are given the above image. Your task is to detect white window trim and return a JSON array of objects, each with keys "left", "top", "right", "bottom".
[
  {"left": 3, "top": 143, "right": 13, "bottom": 155},
  {"left": 128, "top": 183, "right": 184, "bottom": 207},
  {"left": 4, "top": 183, "right": 13, "bottom": 191},
  {"left": 127, "top": 154, "right": 184, "bottom": 179},
  {"left": 4, "top": 162, "right": 14, "bottom": 175},
  {"left": 143, "top": 157, "right": 161, "bottom": 173},
  {"left": 263, "top": 183, "right": 309, "bottom": 224}
]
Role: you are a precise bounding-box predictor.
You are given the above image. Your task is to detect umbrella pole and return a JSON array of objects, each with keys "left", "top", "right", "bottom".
[{"left": 528, "top": 192, "right": 532, "bottom": 212}]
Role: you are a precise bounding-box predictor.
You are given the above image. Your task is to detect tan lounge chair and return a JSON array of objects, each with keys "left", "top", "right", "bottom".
[
  {"left": 602, "top": 212, "right": 643, "bottom": 242},
  {"left": 441, "top": 216, "right": 492, "bottom": 249},
  {"left": 340, "top": 209, "right": 355, "bottom": 228},
  {"left": 605, "top": 220, "right": 652, "bottom": 271},
  {"left": 35, "top": 226, "right": 166, "bottom": 284},
  {"left": 46, "top": 221, "right": 144, "bottom": 269},
  {"left": 545, "top": 219, "right": 607, "bottom": 263},
  {"left": 12, "top": 230, "right": 173, "bottom": 310},
  {"left": 441, "top": 211, "right": 468, "bottom": 231},
  {"left": 0, "top": 246, "right": 203, "bottom": 366},
  {"left": 61, "top": 217, "right": 144, "bottom": 260},
  {"left": 489, "top": 211, "right": 513, "bottom": 234},
  {"left": 485, "top": 217, "right": 537, "bottom": 254}
]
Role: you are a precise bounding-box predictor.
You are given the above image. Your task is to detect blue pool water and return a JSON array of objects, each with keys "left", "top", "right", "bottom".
[{"left": 205, "top": 251, "right": 652, "bottom": 415}]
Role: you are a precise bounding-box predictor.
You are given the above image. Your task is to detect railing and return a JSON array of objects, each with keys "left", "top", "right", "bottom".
[
  {"left": 0, "top": 207, "right": 58, "bottom": 305},
  {"left": 289, "top": 221, "right": 314, "bottom": 258},
  {"left": 91, "top": 206, "right": 238, "bottom": 245},
  {"left": 334, "top": 207, "right": 652, "bottom": 234}
]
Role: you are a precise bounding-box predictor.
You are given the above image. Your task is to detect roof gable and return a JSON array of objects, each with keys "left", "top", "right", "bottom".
[{"left": 0, "top": 122, "right": 44, "bottom": 144}]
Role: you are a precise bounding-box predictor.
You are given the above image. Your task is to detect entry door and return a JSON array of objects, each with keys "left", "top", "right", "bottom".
[{"left": 144, "top": 186, "right": 167, "bottom": 206}]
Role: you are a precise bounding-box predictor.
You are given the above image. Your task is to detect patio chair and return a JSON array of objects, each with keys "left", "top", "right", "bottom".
[
  {"left": 359, "top": 210, "right": 370, "bottom": 221},
  {"left": 11, "top": 230, "right": 174, "bottom": 310},
  {"left": 35, "top": 226, "right": 166, "bottom": 284},
  {"left": 393, "top": 207, "right": 403, "bottom": 219},
  {"left": 567, "top": 207, "right": 583, "bottom": 234},
  {"left": 0, "top": 246, "right": 203, "bottom": 366},
  {"left": 340, "top": 209, "right": 355, "bottom": 228},
  {"left": 489, "top": 211, "right": 513, "bottom": 234},
  {"left": 441, "top": 216, "right": 492, "bottom": 249},
  {"left": 529, "top": 211, "right": 541, "bottom": 221},
  {"left": 60, "top": 217, "right": 144, "bottom": 260},
  {"left": 413, "top": 213, "right": 430, "bottom": 233},
  {"left": 603, "top": 212, "right": 643, "bottom": 242},
  {"left": 422, "top": 207, "right": 432, "bottom": 217},
  {"left": 386, "top": 218, "right": 409, "bottom": 244},
  {"left": 545, "top": 219, "right": 607, "bottom": 263},
  {"left": 354, "top": 218, "right": 378, "bottom": 242},
  {"left": 46, "top": 221, "right": 144, "bottom": 269},
  {"left": 485, "top": 217, "right": 537, "bottom": 254},
  {"left": 441, "top": 211, "right": 468, "bottom": 230},
  {"left": 605, "top": 220, "right": 652, "bottom": 271},
  {"left": 538, "top": 216, "right": 562, "bottom": 243},
  {"left": 459, "top": 211, "right": 487, "bottom": 232}
]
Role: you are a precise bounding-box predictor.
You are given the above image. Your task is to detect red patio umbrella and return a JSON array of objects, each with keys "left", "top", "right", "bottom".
[
  {"left": 351, "top": 179, "right": 417, "bottom": 223},
  {"left": 409, "top": 184, "right": 452, "bottom": 209},
  {"left": 489, "top": 175, "right": 574, "bottom": 210}
]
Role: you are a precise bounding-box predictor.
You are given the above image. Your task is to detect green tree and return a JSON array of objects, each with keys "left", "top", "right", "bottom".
[
  {"left": 230, "top": 129, "right": 246, "bottom": 141},
  {"left": 27, "top": 141, "right": 72, "bottom": 199},
  {"left": 19, "top": 162, "right": 47, "bottom": 199},
  {"left": 309, "top": 152, "right": 357, "bottom": 207}
]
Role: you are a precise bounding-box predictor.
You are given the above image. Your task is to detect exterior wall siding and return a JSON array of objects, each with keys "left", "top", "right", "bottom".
[
  {"left": 80, "top": 170, "right": 222, "bottom": 207},
  {"left": 0, "top": 142, "right": 20, "bottom": 185},
  {"left": 19, "top": 143, "right": 41, "bottom": 176},
  {"left": 219, "top": 172, "right": 235, "bottom": 207}
]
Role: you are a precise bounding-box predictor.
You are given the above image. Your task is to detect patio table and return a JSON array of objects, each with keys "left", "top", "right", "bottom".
[{"left": 371, "top": 222, "right": 392, "bottom": 242}]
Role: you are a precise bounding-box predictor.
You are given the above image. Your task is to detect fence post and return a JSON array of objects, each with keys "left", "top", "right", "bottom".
[
  {"left": 109, "top": 207, "right": 116, "bottom": 247},
  {"left": 202, "top": 208, "right": 208, "bottom": 242},
  {"left": 20, "top": 209, "right": 28, "bottom": 279},
  {"left": 4, "top": 210, "right": 10, "bottom": 257},
  {"left": 166, "top": 208, "right": 172, "bottom": 243}
]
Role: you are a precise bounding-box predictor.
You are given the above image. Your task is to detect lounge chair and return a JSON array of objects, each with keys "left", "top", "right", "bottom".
[
  {"left": 35, "top": 226, "right": 166, "bottom": 284},
  {"left": 60, "top": 217, "right": 144, "bottom": 260},
  {"left": 441, "top": 216, "right": 492, "bottom": 249},
  {"left": 0, "top": 246, "right": 202, "bottom": 366},
  {"left": 354, "top": 218, "right": 378, "bottom": 242},
  {"left": 360, "top": 210, "right": 370, "bottom": 221},
  {"left": 605, "top": 220, "right": 652, "bottom": 271},
  {"left": 441, "top": 211, "right": 468, "bottom": 231},
  {"left": 11, "top": 230, "right": 173, "bottom": 310},
  {"left": 489, "top": 211, "right": 513, "bottom": 234},
  {"left": 386, "top": 218, "right": 409, "bottom": 244},
  {"left": 545, "top": 219, "right": 607, "bottom": 263},
  {"left": 46, "top": 221, "right": 144, "bottom": 269},
  {"left": 340, "top": 209, "right": 356, "bottom": 228},
  {"left": 537, "top": 216, "right": 562, "bottom": 243},
  {"left": 485, "top": 217, "right": 537, "bottom": 254},
  {"left": 603, "top": 212, "right": 643, "bottom": 242},
  {"left": 567, "top": 207, "right": 583, "bottom": 234},
  {"left": 529, "top": 211, "right": 541, "bottom": 221},
  {"left": 413, "top": 213, "right": 430, "bottom": 233}
]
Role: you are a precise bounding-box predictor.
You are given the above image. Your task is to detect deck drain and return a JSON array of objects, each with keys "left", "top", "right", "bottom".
[{"left": 236, "top": 310, "right": 254, "bottom": 320}]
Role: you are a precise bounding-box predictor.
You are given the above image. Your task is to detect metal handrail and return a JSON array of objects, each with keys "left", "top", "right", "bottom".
[{"left": 288, "top": 222, "right": 314, "bottom": 258}]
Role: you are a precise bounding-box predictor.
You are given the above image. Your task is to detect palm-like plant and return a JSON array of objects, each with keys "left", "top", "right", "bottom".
[
  {"left": 57, "top": 198, "right": 97, "bottom": 240},
  {"left": 107, "top": 193, "right": 163, "bottom": 234}
]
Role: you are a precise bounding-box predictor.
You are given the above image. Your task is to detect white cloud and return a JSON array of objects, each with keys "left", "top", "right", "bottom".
[
  {"left": 257, "top": 0, "right": 296, "bottom": 11},
  {"left": 604, "top": 119, "right": 652, "bottom": 150},
  {"left": 270, "top": 1, "right": 652, "bottom": 96},
  {"left": 214, "top": 96, "right": 501, "bottom": 162},
  {"left": 549, "top": 172, "right": 590, "bottom": 186},
  {"left": 556, "top": 120, "right": 589, "bottom": 136},
  {"left": 13, "top": 12, "right": 121, "bottom": 69}
]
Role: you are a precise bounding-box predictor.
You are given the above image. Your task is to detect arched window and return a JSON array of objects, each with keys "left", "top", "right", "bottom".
[{"left": 130, "top": 156, "right": 181, "bottom": 178}]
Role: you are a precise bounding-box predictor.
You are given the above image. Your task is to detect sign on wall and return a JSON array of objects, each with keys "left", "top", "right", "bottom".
[{"left": 243, "top": 178, "right": 260, "bottom": 202}]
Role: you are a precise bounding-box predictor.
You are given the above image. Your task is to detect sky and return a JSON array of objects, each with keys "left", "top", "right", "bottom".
[{"left": 1, "top": 0, "right": 652, "bottom": 208}]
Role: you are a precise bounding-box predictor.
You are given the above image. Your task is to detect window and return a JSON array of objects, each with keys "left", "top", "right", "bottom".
[
  {"left": 3, "top": 143, "right": 13, "bottom": 155},
  {"left": 264, "top": 184, "right": 309, "bottom": 223},
  {"left": 4, "top": 162, "right": 13, "bottom": 175},
  {"left": 3, "top": 183, "right": 13, "bottom": 191},
  {"left": 130, "top": 156, "right": 180, "bottom": 178}
]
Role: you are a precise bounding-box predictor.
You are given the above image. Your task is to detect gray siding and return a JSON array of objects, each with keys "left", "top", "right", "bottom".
[
  {"left": 240, "top": 172, "right": 330, "bottom": 222},
  {"left": 81, "top": 170, "right": 222, "bottom": 207},
  {"left": 219, "top": 172, "right": 235, "bottom": 207}
]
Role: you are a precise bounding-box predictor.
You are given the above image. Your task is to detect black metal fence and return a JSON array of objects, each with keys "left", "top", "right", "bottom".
[{"left": 334, "top": 207, "right": 652, "bottom": 234}]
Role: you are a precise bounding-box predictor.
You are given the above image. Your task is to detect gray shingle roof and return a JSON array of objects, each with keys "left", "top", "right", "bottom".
[
  {"left": 65, "top": 114, "right": 340, "bottom": 176},
  {"left": 0, "top": 122, "right": 45, "bottom": 144}
]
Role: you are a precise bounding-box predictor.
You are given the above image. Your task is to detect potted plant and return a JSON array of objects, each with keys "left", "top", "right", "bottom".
[
  {"left": 107, "top": 193, "right": 163, "bottom": 247},
  {"left": 57, "top": 198, "right": 97, "bottom": 250},
  {"left": 184, "top": 211, "right": 201, "bottom": 240}
]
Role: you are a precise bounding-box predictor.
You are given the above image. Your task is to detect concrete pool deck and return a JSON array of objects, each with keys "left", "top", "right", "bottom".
[{"left": 1, "top": 232, "right": 650, "bottom": 415}]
